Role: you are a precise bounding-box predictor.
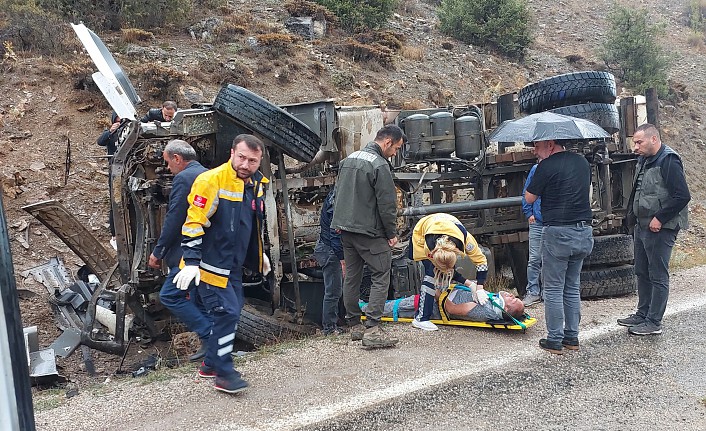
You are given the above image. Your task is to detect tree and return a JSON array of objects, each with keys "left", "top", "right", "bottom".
[
  {"left": 437, "top": 0, "right": 533, "bottom": 58},
  {"left": 601, "top": 5, "right": 669, "bottom": 96}
]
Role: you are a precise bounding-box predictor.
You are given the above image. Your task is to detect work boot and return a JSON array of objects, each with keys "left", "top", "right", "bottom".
[
  {"left": 188, "top": 339, "right": 208, "bottom": 362},
  {"left": 362, "top": 325, "right": 398, "bottom": 348},
  {"left": 617, "top": 314, "right": 646, "bottom": 327},
  {"left": 215, "top": 374, "right": 249, "bottom": 394},
  {"left": 350, "top": 324, "right": 365, "bottom": 341},
  {"left": 561, "top": 337, "right": 580, "bottom": 351},
  {"left": 628, "top": 321, "right": 663, "bottom": 336},
  {"left": 539, "top": 338, "right": 563, "bottom": 355}
]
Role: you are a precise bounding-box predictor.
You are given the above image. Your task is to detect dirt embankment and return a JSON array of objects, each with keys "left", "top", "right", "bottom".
[{"left": 1, "top": 0, "right": 705, "bottom": 388}]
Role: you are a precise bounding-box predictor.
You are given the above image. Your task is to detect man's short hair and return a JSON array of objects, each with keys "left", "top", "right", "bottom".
[
  {"left": 163, "top": 100, "right": 178, "bottom": 110},
  {"left": 634, "top": 123, "right": 660, "bottom": 140},
  {"left": 164, "top": 139, "right": 197, "bottom": 161},
  {"left": 375, "top": 124, "right": 407, "bottom": 143},
  {"left": 233, "top": 134, "right": 265, "bottom": 154}
]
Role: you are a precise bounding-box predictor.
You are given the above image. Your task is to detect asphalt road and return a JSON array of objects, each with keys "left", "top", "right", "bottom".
[{"left": 301, "top": 307, "right": 706, "bottom": 431}]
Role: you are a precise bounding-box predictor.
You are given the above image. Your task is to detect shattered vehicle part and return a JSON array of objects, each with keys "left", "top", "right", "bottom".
[
  {"left": 49, "top": 328, "right": 82, "bottom": 358},
  {"left": 29, "top": 349, "right": 66, "bottom": 386},
  {"left": 20, "top": 256, "right": 73, "bottom": 292},
  {"left": 22, "top": 201, "right": 118, "bottom": 284}
]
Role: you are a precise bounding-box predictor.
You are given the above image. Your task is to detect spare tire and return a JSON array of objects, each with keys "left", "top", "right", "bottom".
[
  {"left": 518, "top": 71, "right": 617, "bottom": 114},
  {"left": 550, "top": 103, "right": 620, "bottom": 134},
  {"left": 213, "top": 84, "right": 320, "bottom": 162},
  {"left": 580, "top": 264, "right": 636, "bottom": 299},
  {"left": 236, "top": 301, "right": 316, "bottom": 347},
  {"left": 583, "top": 234, "right": 634, "bottom": 268}
]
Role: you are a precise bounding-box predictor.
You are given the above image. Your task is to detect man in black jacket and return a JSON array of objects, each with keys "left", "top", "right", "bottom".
[
  {"left": 96, "top": 112, "right": 121, "bottom": 250},
  {"left": 147, "top": 139, "right": 209, "bottom": 360},
  {"left": 618, "top": 124, "right": 690, "bottom": 335},
  {"left": 141, "top": 100, "right": 177, "bottom": 122},
  {"left": 332, "top": 124, "right": 406, "bottom": 348}
]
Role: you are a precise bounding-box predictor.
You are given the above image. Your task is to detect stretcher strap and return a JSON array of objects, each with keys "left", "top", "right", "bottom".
[
  {"left": 391, "top": 297, "right": 403, "bottom": 321},
  {"left": 437, "top": 290, "right": 451, "bottom": 323},
  {"left": 487, "top": 295, "right": 526, "bottom": 330}
]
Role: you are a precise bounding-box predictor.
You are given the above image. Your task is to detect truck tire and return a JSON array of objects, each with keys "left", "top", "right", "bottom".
[
  {"left": 236, "top": 302, "right": 316, "bottom": 347},
  {"left": 583, "top": 234, "right": 634, "bottom": 268},
  {"left": 580, "top": 264, "right": 636, "bottom": 299},
  {"left": 549, "top": 103, "right": 620, "bottom": 134},
  {"left": 518, "top": 71, "right": 617, "bottom": 114},
  {"left": 213, "top": 84, "right": 321, "bottom": 162}
]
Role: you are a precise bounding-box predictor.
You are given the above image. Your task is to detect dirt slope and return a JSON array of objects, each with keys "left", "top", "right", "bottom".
[{"left": 1, "top": 0, "right": 705, "bottom": 386}]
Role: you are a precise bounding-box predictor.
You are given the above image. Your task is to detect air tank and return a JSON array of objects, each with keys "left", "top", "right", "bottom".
[
  {"left": 454, "top": 115, "right": 482, "bottom": 160},
  {"left": 430, "top": 112, "right": 455, "bottom": 157},
  {"left": 401, "top": 114, "right": 431, "bottom": 160}
]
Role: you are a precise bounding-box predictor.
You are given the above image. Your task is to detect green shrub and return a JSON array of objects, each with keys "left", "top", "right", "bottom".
[
  {"left": 314, "top": 0, "right": 398, "bottom": 32},
  {"left": 688, "top": 0, "right": 706, "bottom": 33},
  {"left": 438, "top": 0, "right": 532, "bottom": 58},
  {"left": 601, "top": 5, "right": 669, "bottom": 96},
  {"left": 0, "top": 0, "right": 70, "bottom": 53}
]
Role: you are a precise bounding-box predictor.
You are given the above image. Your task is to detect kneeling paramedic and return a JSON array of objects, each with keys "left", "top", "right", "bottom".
[
  {"left": 173, "top": 134, "right": 271, "bottom": 394},
  {"left": 410, "top": 213, "right": 489, "bottom": 331}
]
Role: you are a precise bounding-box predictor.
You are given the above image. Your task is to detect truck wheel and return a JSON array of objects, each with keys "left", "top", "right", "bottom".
[
  {"left": 213, "top": 84, "right": 321, "bottom": 162},
  {"left": 583, "top": 234, "right": 634, "bottom": 268},
  {"left": 549, "top": 103, "right": 620, "bottom": 134},
  {"left": 580, "top": 264, "right": 636, "bottom": 299},
  {"left": 518, "top": 71, "right": 617, "bottom": 114},
  {"left": 236, "top": 301, "right": 316, "bottom": 347}
]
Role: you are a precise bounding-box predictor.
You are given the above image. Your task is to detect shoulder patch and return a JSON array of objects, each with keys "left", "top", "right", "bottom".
[
  {"left": 193, "top": 195, "right": 208, "bottom": 208},
  {"left": 465, "top": 242, "right": 475, "bottom": 252}
]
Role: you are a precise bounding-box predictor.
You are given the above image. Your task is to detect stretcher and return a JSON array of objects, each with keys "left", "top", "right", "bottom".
[{"left": 361, "top": 285, "right": 537, "bottom": 332}]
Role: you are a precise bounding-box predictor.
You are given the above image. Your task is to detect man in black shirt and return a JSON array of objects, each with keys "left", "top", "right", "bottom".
[
  {"left": 141, "top": 100, "right": 177, "bottom": 122},
  {"left": 525, "top": 140, "right": 594, "bottom": 354}
]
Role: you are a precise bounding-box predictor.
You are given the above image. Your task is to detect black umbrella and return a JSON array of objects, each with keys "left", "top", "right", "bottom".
[{"left": 488, "top": 111, "right": 611, "bottom": 143}]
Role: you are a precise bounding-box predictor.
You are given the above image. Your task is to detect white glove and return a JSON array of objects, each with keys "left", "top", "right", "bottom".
[
  {"left": 474, "top": 288, "right": 489, "bottom": 306},
  {"left": 262, "top": 254, "right": 271, "bottom": 276},
  {"left": 173, "top": 265, "right": 200, "bottom": 291}
]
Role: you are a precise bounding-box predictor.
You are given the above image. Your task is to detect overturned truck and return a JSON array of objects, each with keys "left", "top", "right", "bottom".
[{"left": 25, "top": 25, "right": 641, "bottom": 353}]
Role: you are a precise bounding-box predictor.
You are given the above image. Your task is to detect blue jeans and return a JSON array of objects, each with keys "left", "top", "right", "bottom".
[
  {"left": 197, "top": 280, "right": 244, "bottom": 378},
  {"left": 159, "top": 267, "right": 212, "bottom": 339},
  {"left": 314, "top": 240, "right": 343, "bottom": 330},
  {"left": 634, "top": 224, "right": 677, "bottom": 325},
  {"left": 541, "top": 225, "right": 594, "bottom": 343},
  {"left": 525, "top": 221, "right": 543, "bottom": 296}
]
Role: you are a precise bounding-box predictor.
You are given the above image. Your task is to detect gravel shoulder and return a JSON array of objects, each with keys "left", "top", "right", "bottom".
[{"left": 34, "top": 265, "right": 706, "bottom": 431}]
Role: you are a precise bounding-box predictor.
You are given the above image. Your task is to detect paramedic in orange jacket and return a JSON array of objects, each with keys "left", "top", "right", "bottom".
[
  {"left": 410, "top": 213, "right": 489, "bottom": 331},
  {"left": 173, "top": 134, "right": 270, "bottom": 394}
]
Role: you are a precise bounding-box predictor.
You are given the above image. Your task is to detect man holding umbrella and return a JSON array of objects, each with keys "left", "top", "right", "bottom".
[
  {"left": 489, "top": 111, "right": 609, "bottom": 354},
  {"left": 524, "top": 140, "right": 593, "bottom": 354}
]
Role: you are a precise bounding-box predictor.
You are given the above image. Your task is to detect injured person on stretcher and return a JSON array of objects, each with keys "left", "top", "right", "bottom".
[{"left": 361, "top": 286, "right": 534, "bottom": 330}]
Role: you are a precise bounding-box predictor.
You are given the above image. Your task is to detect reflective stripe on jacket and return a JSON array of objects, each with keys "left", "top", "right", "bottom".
[{"left": 180, "top": 161, "right": 269, "bottom": 288}]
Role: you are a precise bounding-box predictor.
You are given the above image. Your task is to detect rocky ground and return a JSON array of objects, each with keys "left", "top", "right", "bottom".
[{"left": 1, "top": 0, "right": 706, "bottom": 407}]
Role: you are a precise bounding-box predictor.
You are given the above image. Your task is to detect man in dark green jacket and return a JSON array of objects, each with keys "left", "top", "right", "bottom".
[
  {"left": 618, "top": 123, "right": 690, "bottom": 335},
  {"left": 332, "top": 124, "right": 406, "bottom": 348}
]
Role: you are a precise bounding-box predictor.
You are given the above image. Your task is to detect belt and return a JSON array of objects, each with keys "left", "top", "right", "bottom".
[{"left": 547, "top": 221, "right": 590, "bottom": 228}]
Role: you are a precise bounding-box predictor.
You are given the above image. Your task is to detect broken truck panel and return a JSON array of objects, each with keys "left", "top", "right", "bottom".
[{"left": 22, "top": 200, "right": 117, "bottom": 284}]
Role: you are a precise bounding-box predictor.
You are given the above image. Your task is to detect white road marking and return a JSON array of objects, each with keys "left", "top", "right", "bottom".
[{"left": 227, "top": 294, "right": 706, "bottom": 431}]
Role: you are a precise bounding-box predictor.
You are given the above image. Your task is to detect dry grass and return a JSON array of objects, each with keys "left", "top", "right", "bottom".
[
  {"left": 687, "top": 32, "right": 705, "bottom": 50},
  {"left": 121, "top": 28, "right": 154, "bottom": 43},
  {"left": 670, "top": 244, "right": 706, "bottom": 270},
  {"left": 401, "top": 46, "right": 425, "bottom": 61}
]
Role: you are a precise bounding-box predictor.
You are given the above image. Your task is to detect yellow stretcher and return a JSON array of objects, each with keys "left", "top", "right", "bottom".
[{"left": 362, "top": 286, "right": 538, "bottom": 332}]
